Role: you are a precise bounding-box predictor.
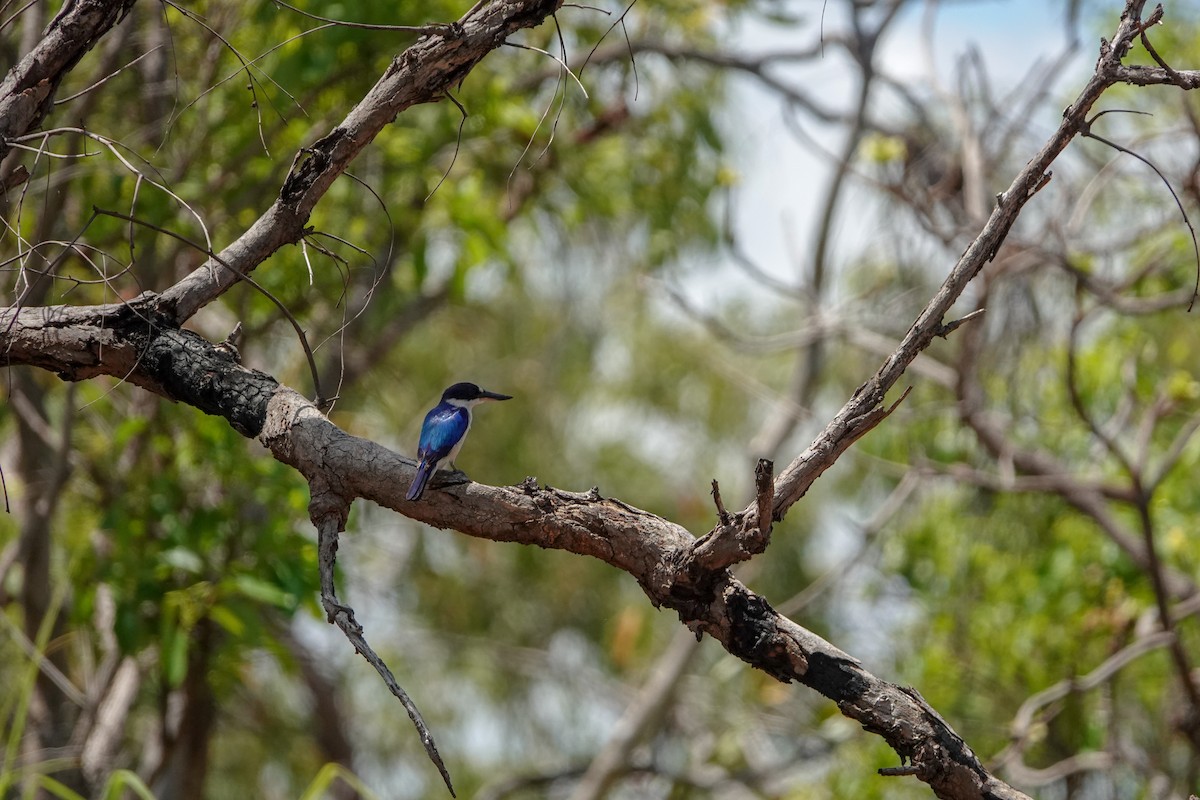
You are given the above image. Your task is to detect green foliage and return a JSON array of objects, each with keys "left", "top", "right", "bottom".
[{"left": 75, "top": 407, "right": 315, "bottom": 665}]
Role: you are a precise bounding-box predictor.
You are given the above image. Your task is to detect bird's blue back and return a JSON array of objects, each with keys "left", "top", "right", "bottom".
[{"left": 418, "top": 403, "right": 470, "bottom": 462}]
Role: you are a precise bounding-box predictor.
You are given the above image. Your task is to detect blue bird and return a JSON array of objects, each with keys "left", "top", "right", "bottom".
[{"left": 406, "top": 382, "right": 512, "bottom": 501}]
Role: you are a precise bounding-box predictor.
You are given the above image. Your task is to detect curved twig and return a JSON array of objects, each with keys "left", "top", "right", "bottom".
[
  {"left": 426, "top": 91, "right": 468, "bottom": 202},
  {"left": 163, "top": 23, "right": 327, "bottom": 134},
  {"left": 311, "top": 507, "right": 455, "bottom": 796},
  {"left": 54, "top": 46, "right": 164, "bottom": 106},
  {"left": 270, "top": 0, "right": 452, "bottom": 34},
  {"left": 156, "top": 0, "right": 570, "bottom": 323},
  {"left": 1080, "top": 111, "right": 1200, "bottom": 310}
]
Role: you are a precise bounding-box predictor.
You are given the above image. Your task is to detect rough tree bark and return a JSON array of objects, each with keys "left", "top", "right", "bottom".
[{"left": 1, "top": 1, "right": 1194, "bottom": 799}]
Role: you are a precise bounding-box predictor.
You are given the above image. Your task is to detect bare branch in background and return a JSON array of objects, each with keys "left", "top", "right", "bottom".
[
  {"left": 566, "top": 629, "right": 701, "bottom": 800},
  {"left": 752, "top": 0, "right": 905, "bottom": 460},
  {"left": 993, "top": 629, "right": 1175, "bottom": 783}
]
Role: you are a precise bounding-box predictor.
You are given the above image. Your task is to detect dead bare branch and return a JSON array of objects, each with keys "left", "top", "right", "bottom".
[
  {"left": 0, "top": 303, "right": 1030, "bottom": 798},
  {"left": 310, "top": 496, "right": 455, "bottom": 796},
  {"left": 566, "top": 629, "right": 701, "bottom": 800},
  {"left": 992, "top": 629, "right": 1175, "bottom": 784},
  {"left": 1079, "top": 111, "right": 1200, "bottom": 309},
  {"left": 756, "top": 0, "right": 1180, "bottom": 531}
]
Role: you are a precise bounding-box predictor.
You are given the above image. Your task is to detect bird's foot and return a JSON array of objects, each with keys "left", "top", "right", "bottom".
[{"left": 433, "top": 466, "right": 470, "bottom": 487}]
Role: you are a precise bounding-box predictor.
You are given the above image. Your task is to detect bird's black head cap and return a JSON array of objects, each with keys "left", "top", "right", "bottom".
[{"left": 441, "top": 382, "right": 512, "bottom": 402}]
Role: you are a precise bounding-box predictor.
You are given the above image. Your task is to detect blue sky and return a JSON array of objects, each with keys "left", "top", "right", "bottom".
[{"left": 708, "top": 0, "right": 1086, "bottom": 298}]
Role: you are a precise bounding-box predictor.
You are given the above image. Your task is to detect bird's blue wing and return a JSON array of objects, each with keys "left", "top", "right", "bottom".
[{"left": 417, "top": 405, "right": 469, "bottom": 463}]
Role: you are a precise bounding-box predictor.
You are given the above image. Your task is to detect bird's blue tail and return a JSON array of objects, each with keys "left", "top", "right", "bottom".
[{"left": 406, "top": 460, "right": 435, "bottom": 501}]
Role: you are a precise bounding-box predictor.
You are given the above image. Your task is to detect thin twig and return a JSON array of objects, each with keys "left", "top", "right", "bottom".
[
  {"left": 10, "top": 126, "right": 214, "bottom": 252},
  {"left": 0, "top": 0, "right": 38, "bottom": 35},
  {"left": 271, "top": 0, "right": 452, "bottom": 34},
  {"left": 427, "top": 92, "right": 468, "bottom": 202},
  {"left": 709, "top": 479, "right": 730, "bottom": 526},
  {"left": 161, "top": 0, "right": 273, "bottom": 153},
  {"left": 1080, "top": 113, "right": 1200, "bottom": 310},
  {"left": 754, "top": 458, "right": 774, "bottom": 536},
  {"left": 579, "top": 0, "right": 639, "bottom": 86},
  {"left": 164, "top": 23, "right": 325, "bottom": 137},
  {"left": 54, "top": 46, "right": 163, "bottom": 106},
  {"left": 506, "top": 42, "right": 589, "bottom": 99},
  {"left": 312, "top": 507, "right": 455, "bottom": 796}
]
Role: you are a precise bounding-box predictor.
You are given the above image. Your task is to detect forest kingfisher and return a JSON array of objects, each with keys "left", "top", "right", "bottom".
[{"left": 405, "top": 382, "right": 512, "bottom": 501}]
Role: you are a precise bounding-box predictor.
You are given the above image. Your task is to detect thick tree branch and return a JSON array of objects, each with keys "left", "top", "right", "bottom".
[
  {"left": 260, "top": 387, "right": 1027, "bottom": 800},
  {"left": 0, "top": 307, "right": 1031, "bottom": 799}
]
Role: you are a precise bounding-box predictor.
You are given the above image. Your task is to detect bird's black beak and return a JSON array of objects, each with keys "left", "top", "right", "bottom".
[{"left": 480, "top": 389, "right": 512, "bottom": 402}]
